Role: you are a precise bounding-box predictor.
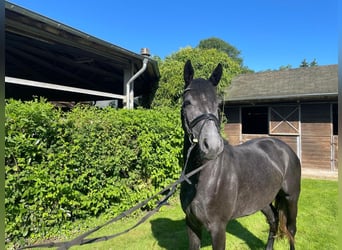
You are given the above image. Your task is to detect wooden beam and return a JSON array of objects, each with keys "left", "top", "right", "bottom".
[{"left": 5, "top": 76, "right": 125, "bottom": 100}]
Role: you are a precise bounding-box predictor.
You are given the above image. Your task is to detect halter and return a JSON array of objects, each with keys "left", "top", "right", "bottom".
[
  {"left": 182, "top": 88, "right": 221, "bottom": 144},
  {"left": 186, "top": 113, "right": 220, "bottom": 143},
  {"left": 181, "top": 88, "right": 222, "bottom": 184}
]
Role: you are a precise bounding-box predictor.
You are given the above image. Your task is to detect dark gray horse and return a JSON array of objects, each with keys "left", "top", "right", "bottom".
[{"left": 180, "top": 60, "right": 301, "bottom": 250}]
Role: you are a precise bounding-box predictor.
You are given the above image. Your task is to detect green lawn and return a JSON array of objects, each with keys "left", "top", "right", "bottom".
[{"left": 24, "top": 179, "right": 338, "bottom": 250}]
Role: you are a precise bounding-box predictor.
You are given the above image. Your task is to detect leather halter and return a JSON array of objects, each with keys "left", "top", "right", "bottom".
[
  {"left": 182, "top": 88, "right": 220, "bottom": 144},
  {"left": 181, "top": 90, "right": 221, "bottom": 184},
  {"left": 189, "top": 113, "right": 220, "bottom": 130},
  {"left": 186, "top": 113, "right": 220, "bottom": 143}
]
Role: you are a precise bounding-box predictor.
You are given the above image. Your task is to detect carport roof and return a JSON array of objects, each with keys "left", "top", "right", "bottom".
[{"left": 5, "top": 2, "right": 160, "bottom": 103}]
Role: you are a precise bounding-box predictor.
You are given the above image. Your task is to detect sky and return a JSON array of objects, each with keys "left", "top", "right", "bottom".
[{"left": 7, "top": 0, "right": 338, "bottom": 72}]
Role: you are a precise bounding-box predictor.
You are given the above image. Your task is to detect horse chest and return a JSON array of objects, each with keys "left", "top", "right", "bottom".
[{"left": 189, "top": 166, "right": 238, "bottom": 218}]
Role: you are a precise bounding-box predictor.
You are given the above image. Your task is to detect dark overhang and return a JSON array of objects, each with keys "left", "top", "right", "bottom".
[{"left": 5, "top": 2, "right": 160, "bottom": 104}]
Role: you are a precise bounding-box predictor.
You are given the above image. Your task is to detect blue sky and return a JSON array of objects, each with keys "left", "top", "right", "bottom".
[{"left": 7, "top": 0, "right": 338, "bottom": 72}]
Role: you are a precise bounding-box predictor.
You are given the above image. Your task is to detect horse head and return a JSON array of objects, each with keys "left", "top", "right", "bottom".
[{"left": 182, "top": 60, "right": 224, "bottom": 160}]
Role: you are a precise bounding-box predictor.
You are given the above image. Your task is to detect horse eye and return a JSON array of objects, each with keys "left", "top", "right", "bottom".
[{"left": 183, "top": 100, "right": 191, "bottom": 107}]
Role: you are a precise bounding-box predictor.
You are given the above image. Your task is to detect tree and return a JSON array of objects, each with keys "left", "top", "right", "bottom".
[
  {"left": 197, "top": 37, "right": 243, "bottom": 66},
  {"left": 279, "top": 64, "right": 292, "bottom": 70},
  {"left": 197, "top": 37, "right": 253, "bottom": 73},
  {"left": 310, "top": 58, "right": 318, "bottom": 67},
  {"left": 300, "top": 59, "right": 309, "bottom": 67},
  {"left": 151, "top": 47, "right": 242, "bottom": 108},
  {"left": 300, "top": 58, "right": 318, "bottom": 68}
]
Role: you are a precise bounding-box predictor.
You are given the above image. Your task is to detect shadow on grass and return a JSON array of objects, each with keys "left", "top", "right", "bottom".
[{"left": 150, "top": 218, "right": 265, "bottom": 249}]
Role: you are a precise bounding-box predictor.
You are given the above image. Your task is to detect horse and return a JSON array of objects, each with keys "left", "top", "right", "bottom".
[{"left": 180, "top": 60, "right": 301, "bottom": 250}]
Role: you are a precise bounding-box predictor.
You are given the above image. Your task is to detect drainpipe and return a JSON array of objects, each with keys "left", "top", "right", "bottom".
[{"left": 125, "top": 57, "right": 149, "bottom": 109}]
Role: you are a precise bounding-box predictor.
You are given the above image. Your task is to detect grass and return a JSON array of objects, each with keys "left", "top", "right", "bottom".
[{"left": 23, "top": 179, "right": 337, "bottom": 249}]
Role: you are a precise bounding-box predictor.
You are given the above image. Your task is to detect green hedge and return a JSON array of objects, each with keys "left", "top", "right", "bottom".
[{"left": 5, "top": 99, "right": 183, "bottom": 245}]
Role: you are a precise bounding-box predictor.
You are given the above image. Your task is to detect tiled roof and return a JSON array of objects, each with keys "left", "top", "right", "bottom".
[{"left": 224, "top": 65, "right": 338, "bottom": 103}]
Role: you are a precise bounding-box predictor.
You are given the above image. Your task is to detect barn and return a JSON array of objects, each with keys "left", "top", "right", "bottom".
[{"left": 223, "top": 65, "right": 338, "bottom": 178}]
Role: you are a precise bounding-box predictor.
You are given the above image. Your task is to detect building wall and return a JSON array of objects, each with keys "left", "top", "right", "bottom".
[
  {"left": 224, "top": 102, "right": 338, "bottom": 172},
  {"left": 223, "top": 107, "right": 241, "bottom": 145},
  {"left": 301, "top": 103, "right": 334, "bottom": 170}
]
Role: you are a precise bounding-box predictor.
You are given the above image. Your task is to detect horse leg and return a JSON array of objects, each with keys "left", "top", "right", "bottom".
[
  {"left": 186, "top": 216, "right": 202, "bottom": 250},
  {"left": 209, "top": 222, "right": 226, "bottom": 250},
  {"left": 285, "top": 195, "right": 298, "bottom": 250},
  {"left": 261, "top": 204, "right": 278, "bottom": 250},
  {"left": 277, "top": 192, "right": 299, "bottom": 250}
]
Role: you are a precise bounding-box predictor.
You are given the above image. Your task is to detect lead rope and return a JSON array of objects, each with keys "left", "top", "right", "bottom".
[{"left": 180, "top": 142, "right": 197, "bottom": 185}]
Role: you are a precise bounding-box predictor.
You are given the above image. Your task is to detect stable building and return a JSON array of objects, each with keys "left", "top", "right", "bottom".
[{"left": 223, "top": 65, "right": 338, "bottom": 176}]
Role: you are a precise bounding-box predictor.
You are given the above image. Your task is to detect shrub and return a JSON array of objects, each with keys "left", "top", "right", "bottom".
[{"left": 5, "top": 99, "right": 183, "bottom": 246}]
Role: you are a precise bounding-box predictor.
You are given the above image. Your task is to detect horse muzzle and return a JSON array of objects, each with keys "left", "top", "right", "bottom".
[{"left": 198, "top": 122, "right": 224, "bottom": 160}]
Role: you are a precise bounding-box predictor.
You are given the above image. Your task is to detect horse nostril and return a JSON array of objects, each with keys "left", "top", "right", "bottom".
[{"left": 203, "top": 139, "right": 209, "bottom": 150}]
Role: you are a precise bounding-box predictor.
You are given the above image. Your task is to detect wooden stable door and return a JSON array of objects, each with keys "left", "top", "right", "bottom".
[
  {"left": 269, "top": 105, "right": 300, "bottom": 157},
  {"left": 269, "top": 106, "right": 300, "bottom": 135},
  {"left": 301, "top": 103, "right": 332, "bottom": 170}
]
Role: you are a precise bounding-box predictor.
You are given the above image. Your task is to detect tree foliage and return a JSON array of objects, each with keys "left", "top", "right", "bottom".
[
  {"left": 309, "top": 58, "right": 318, "bottom": 67},
  {"left": 151, "top": 47, "right": 242, "bottom": 108},
  {"left": 300, "top": 59, "right": 309, "bottom": 67},
  {"left": 279, "top": 64, "right": 292, "bottom": 70},
  {"left": 197, "top": 37, "right": 243, "bottom": 66},
  {"left": 300, "top": 58, "right": 318, "bottom": 68}
]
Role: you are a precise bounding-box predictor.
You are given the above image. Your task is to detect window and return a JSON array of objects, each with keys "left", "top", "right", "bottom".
[{"left": 241, "top": 107, "right": 268, "bottom": 134}]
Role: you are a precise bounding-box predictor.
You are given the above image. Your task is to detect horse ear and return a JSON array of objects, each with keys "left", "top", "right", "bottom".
[
  {"left": 209, "top": 63, "right": 223, "bottom": 86},
  {"left": 184, "top": 60, "right": 194, "bottom": 87}
]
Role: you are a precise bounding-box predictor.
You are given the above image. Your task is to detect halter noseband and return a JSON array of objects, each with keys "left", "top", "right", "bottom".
[
  {"left": 189, "top": 113, "right": 220, "bottom": 130},
  {"left": 183, "top": 111, "right": 220, "bottom": 144}
]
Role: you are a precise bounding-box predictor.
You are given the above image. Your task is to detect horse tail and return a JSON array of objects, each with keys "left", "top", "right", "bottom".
[{"left": 275, "top": 196, "right": 295, "bottom": 245}]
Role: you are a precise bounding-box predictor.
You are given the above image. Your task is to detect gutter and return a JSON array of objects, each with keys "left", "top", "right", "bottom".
[
  {"left": 125, "top": 57, "right": 149, "bottom": 109},
  {"left": 225, "top": 92, "right": 338, "bottom": 104}
]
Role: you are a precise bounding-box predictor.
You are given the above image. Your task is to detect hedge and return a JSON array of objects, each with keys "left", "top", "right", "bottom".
[{"left": 5, "top": 99, "right": 183, "bottom": 246}]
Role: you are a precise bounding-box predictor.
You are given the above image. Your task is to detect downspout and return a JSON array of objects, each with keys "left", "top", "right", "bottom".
[{"left": 125, "top": 57, "right": 149, "bottom": 109}]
